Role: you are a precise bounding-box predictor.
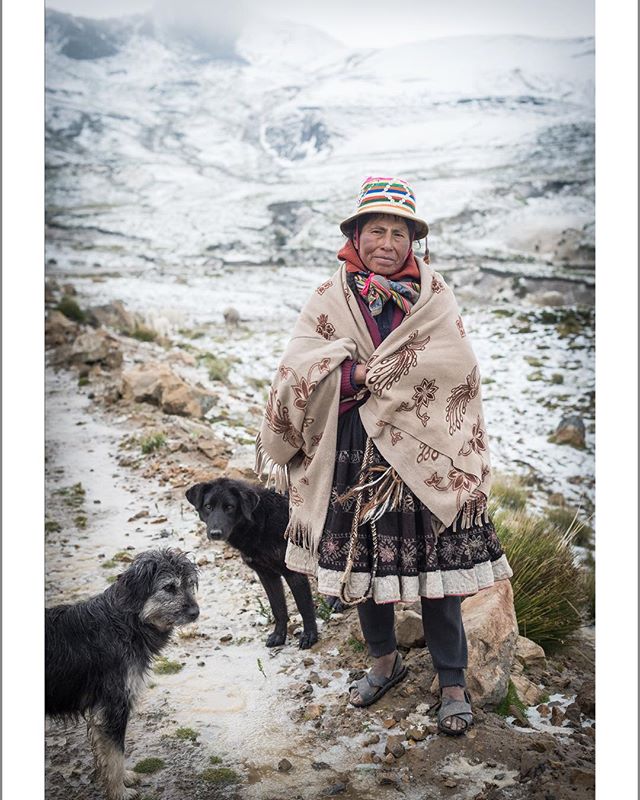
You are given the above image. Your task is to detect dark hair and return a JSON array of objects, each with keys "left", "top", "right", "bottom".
[{"left": 347, "top": 213, "right": 415, "bottom": 241}]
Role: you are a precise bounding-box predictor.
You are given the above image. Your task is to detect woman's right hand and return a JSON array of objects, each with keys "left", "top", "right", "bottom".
[{"left": 353, "top": 363, "right": 368, "bottom": 386}]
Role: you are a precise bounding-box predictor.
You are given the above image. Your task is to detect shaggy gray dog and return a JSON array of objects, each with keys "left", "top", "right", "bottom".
[{"left": 45, "top": 549, "right": 199, "bottom": 800}]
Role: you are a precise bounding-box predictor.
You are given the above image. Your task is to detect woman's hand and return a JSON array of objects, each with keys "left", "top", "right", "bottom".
[{"left": 353, "top": 363, "right": 368, "bottom": 386}]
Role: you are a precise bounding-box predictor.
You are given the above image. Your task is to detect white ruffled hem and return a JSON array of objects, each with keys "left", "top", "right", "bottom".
[{"left": 315, "top": 553, "right": 513, "bottom": 603}]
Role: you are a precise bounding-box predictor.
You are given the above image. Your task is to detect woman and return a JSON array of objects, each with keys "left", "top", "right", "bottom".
[{"left": 256, "top": 177, "right": 512, "bottom": 735}]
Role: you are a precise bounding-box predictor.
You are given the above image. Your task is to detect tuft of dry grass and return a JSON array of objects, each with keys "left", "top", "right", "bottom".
[
  {"left": 492, "top": 504, "right": 587, "bottom": 651},
  {"left": 490, "top": 474, "right": 528, "bottom": 511}
]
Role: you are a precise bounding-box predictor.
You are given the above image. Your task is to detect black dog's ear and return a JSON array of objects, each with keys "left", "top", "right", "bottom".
[
  {"left": 113, "top": 552, "right": 159, "bottom": 610},
  {"left": 185, "top": 483, "right": 206, "bottom": 509},
  {"left": 237, "top": 484, "right": 260, "bottom": 522}
]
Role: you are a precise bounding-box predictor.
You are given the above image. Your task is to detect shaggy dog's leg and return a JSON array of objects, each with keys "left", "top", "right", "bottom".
[
  {"left": 87, "top": 709, "right": 137, "bottom": 800},
  {"left": 283, "top": 570, "right": 319, "bottom": 649},
  {"left": 254, "top": 566, "right": 289, "bottom": 647}
]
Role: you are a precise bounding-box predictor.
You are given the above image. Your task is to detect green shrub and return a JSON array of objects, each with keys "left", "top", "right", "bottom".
[
  {"left": 133, "top": 758, "right": 165, "bottom": 774},
  {"left": 130, "top": 326, "right": 157, "bottom": 342},
  {"left": 496, "top": 679, "right": 527, "bottom": 717},
  {"left": 543, "top": 506, "right": 593, "bottom": 549},
  {"left": 175, "top": 727, "right": 198, "bottom": 741},
  {"left": 57, "top": 296, "right": 85, "bottom": 323},
  {"left": 45, "top": 519, "right": 62, "bottom": 534},
  {"left": 140, "top": 433, "right": 167, "bottom": 454},
  {"left": 154, "top": 657, "right": 183, "bottom": 675},
  {"left": 198, "top": 353, "right": 235, "bottom": 383},
  {"left": 200, "top": 767, "right": 239, "bottom": 785},
  {"left": 490, "top": 474, "right": 528, "bottom": 511},
  {"left": 492, "top": 507, "right": 586, "bottom": 651}
]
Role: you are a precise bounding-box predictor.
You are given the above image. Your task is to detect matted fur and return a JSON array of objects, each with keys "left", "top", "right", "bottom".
[{"left": 45, "top": 549, "right": 199, "bottom": 800}]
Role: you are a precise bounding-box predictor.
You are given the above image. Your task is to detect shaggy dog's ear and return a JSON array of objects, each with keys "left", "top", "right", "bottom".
[
  {"left": 237, "top": 484, "right": 260, "bottom": 522},
  {"left": 185, "top": 483, "right": 206, "bottom": 509},
  {"left": 114, "top": 554, "right": 159, "bottom": 610}
]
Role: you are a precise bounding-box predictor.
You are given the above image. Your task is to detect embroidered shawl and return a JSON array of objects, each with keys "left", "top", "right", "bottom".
[{"left": 255, "top": 256, "right": 492, "bottom": 575}]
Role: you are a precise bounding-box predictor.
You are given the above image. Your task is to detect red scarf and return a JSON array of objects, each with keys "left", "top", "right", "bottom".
[{"left": 337, "top": 239, "right": 420, "bottom": 282}]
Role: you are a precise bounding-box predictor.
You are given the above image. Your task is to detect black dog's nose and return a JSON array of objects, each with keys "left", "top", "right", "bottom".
[
  {"left": 185, "top": 605, "right": 200, "bottom": 621},
  {"left": 207, "top": 529, "right": 223, "bottom": 539}
]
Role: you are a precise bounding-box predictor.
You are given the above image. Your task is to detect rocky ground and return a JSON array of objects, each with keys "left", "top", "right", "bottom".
[{"left": 45, "top": 283, "right": 595, "bottom": 800}]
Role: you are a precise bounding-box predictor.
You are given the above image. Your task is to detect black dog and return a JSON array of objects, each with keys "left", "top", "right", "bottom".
[
  {"left": 186, "top": 478, "right": 319, "bottom": 649},
  {"left": 45, "top": 549, "right": 199, "bottom": 800}
]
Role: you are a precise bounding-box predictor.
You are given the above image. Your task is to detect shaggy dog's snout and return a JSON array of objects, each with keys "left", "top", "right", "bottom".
[{"left": 185, "top": 604, "right": 200, "bottom": 621}]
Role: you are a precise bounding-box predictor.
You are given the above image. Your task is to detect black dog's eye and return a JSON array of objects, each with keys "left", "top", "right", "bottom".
[
  {"left": 204, "top": 503, "right": 212, "bottom": 511},
  {"left": 224, "top": 504, "right": 234, "bottom": 512},
  {"left": 163, "top": 584, "right": 178, "bottom": 594}
]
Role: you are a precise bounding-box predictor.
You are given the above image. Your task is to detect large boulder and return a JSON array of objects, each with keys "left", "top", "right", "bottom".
[
  {"left": 122, "top": 363, "right": 216, "bottom": 419},
  {"left": 431, "top": 580, "right": 518, "bottom": 707},
  {"left": 86, "top": 300, "right": 142, "bottom": 334},
  {"left": 45, "top": 310, "right": 78, "bottom": 347},
  {"left": 70, "top": 330, "right": 123, "bottom": 370}
]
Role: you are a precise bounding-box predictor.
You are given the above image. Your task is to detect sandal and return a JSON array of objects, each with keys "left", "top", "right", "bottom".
[
  {"left": 431, "top": 688, "right": 473, "bottom": 736},
  {"left": 348, "top": 652, "right": 408, "bottom": 708}
]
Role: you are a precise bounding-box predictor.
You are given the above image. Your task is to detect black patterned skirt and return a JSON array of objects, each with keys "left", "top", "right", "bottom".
[{"left": 316, "top": 405, "right": 513, "bottom": 603}]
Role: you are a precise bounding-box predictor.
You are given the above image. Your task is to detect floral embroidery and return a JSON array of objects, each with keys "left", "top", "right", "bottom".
[
  {"left": 458, "top": 416, "right": 487, "bottom": 456},
  {"left": 315, "top": 314, "right": 335, "bottom": 340},
  {"left": 316, "top": 280, "right": 333, "bottom": 295},
  {"left": 264, "top": 388, "right": 301, "bottom": 449},
  {"left": 445, "top": 366, "right": 480, "bottom": 435},
  {"left": 289, "top": 485, "right": 304, "bottom": 506},
  {"left": 431, "top": 276, "right": 444, "bottom": 294},
  {"left": 396, "top": 378, "right": 439, "bottom": 427},
  {"left": 424, "top": 467, "right": 481, "bottom": 509},
  {"left": 417, "top": 443, "right": 440, "bottom": 463},
  {"left": 278, "top": 360, "right": 331, "bottom": 410},
  {"left": 456, "top": 315, "right": 466, "bottom": 338},
  {"left": 390, "top": 427, "right": 403, "bottom": 446},
  {"left": 368, "top": 331, "right": 431, "bottom": 397}
]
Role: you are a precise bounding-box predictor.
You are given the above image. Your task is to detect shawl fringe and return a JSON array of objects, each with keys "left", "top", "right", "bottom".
[
  {"left": 339, "top": 451, "right": 489, "bottom": 532},
  {"left": 254, "top": 433, "right": 289, "bottom": 494},
  {"left": 337, "top": 462, "right": 406, "bottom": 526},
  {"left": 285, "top": 520, "right": 315, "bottom": 556},
  {"left": 453, "top": 492, "right": 489, "bottom": 532}
]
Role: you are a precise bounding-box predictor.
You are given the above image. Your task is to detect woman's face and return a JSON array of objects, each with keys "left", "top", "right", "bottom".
[{"left": 358, "top": 216, "right": 411, "bottom": 275}]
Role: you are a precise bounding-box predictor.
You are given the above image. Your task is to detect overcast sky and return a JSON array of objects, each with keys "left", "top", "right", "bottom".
[{"left": 47, "top": 0, "right": 594, "bottom": 46}]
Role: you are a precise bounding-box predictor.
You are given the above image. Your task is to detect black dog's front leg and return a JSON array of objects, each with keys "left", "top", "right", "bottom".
[
  {"left": 254, "top": 567, "right": 289, "bottom": 647},
  {"left": 87, "top": 702, "right": 136, "bottom": 800},
  {"left": 283, "top": 570, "right": 318, "bottom": 649}
]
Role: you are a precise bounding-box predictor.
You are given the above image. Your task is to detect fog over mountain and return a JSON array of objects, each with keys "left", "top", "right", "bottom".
[{"left": 46, "top": 9, "right": 594, "bottom": 281}]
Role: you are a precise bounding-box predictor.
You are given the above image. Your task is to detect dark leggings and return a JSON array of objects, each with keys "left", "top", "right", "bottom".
[{"left": 357, "top": 596, "right": 468, "bottom": 688}]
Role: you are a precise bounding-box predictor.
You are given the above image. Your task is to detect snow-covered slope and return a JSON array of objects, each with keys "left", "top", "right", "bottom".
[{"left": 45, "top": 11, "right": 594, "bottom": 278}]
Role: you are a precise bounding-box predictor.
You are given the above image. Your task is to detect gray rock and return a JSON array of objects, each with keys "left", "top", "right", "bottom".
[
  {"left": 395, "top": 609, "right": 425, "bottom": 648},
  {"left": 550, "top": 414, "right": 586, "bottom": 449},
  {"left": 121, "top": 363, "right": 216, "bottom": 419},
  {"left": 576, "top": 679, "right": 595, "bottom": 716}
]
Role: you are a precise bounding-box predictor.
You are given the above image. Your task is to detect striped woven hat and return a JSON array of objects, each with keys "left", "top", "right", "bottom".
[{"left": 339, "top": 176, "right": 429, "bottom": 240}]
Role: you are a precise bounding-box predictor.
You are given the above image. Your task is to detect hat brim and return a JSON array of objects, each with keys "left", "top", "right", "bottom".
[{"left": 339, "top": 205, "right": 429, "bottom": 239}]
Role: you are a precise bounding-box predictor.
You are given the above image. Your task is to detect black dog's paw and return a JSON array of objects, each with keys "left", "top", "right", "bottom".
[
  {"left": 297, "top": 630, "right": 319, "bottom": 650},
  {"left": 266, "top": 630, "right": 286, "bottom": 647},
  {"left": 324, "top": 595, "right": 347, "bottom": 613}
]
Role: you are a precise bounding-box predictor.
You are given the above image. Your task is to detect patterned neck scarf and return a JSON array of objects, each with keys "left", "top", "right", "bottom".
[{"left": 352, "top": 271, "right": 421, "bottom": 317}]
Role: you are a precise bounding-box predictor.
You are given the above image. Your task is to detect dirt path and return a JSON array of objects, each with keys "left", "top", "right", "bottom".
[{"left": 45, "top": 335, "right": 595, "bottom": 800}]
